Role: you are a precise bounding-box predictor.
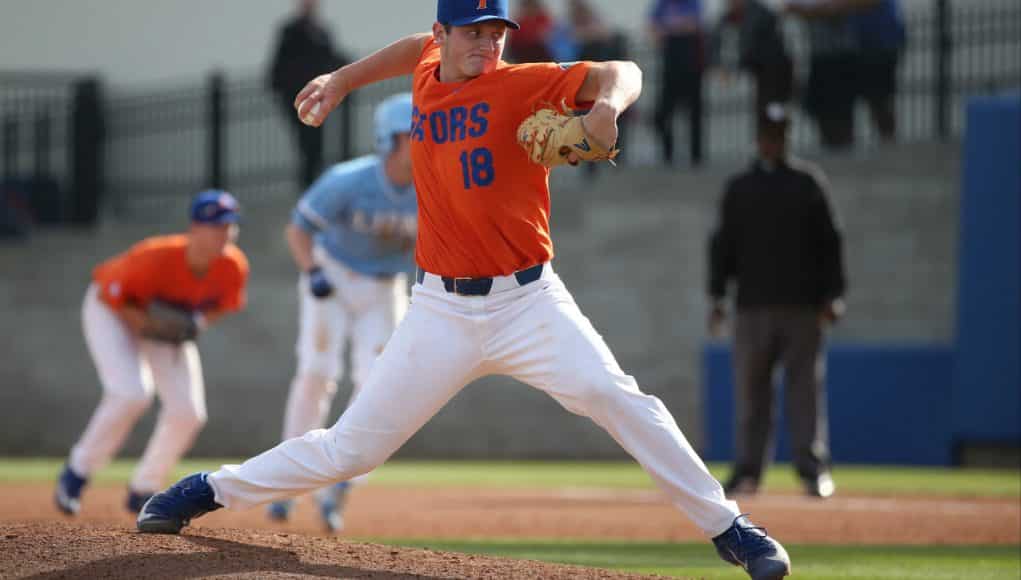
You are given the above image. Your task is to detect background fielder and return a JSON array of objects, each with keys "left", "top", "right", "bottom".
[
  {"left": 268, "top": 93, "right": 417, "bottom": 532},
  {"left": 55, "top": 191, "right": 248, "bottom": 515}
]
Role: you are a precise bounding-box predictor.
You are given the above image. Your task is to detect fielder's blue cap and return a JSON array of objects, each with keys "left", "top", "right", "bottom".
[
  {"left": 437, "top": 0, "right": 519, "bottom": 30},
  {"left": 189, "top": 190, "right": 241, "bottom": 225}
]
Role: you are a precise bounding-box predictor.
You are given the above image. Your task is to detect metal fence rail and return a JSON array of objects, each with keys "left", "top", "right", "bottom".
[{"left": 1, "top": 0, "right": 1018, "bottom": 223}]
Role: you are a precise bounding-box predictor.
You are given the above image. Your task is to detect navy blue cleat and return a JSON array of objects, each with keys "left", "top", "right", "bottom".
[
  {"left": 136, "top": 472, "right": 222, "bottom": 534},
  {"left": 266, "top": 499, "right": 294, "bottom": 522},
  {"left": 126, "top": 489, "right": 154, "bottom": 514},
  {"left": 318, "top": 481, "right": 351, "bottom": 533},
  {"left": 712, "top": 515, "right": 791, "bottom": 579},
  {"left": 54, "top": 464, "right": 87, "bottom": 516}
]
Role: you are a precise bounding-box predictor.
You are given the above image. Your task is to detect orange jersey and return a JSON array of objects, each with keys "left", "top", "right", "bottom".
[
  {"left": 411, "top": 40, "right": 591, "bottom": 277},
  {"left": 93, "top": 234, "right": 249, "bottom": 315}
]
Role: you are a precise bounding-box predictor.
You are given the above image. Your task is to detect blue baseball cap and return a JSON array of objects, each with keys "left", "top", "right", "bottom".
[
  {"left": 437, "top": 0, "right": 519, "bottom": 29},
  {"left": 189, "top": 190, "right": 240, "bottom": 225}
]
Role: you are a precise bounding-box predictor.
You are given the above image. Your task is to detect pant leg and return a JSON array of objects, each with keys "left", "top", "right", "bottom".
[
  {"left": 326, "top": 273, "right": 408, "bottom": 493},
  {"left": 492, "top": 273, "right": 740, "bottom": 537},
  {"left": 284, "top": 273, "right": 348, "bottom": 440},
  {"left": 654, "top": 67, "right": 679, "bottom": 165},
  {"left": 207, "top": 284, "right": 485, "bottom": 510},
  {"left": 732, "top": 309, "right": 781, "bottom": 481},
  {"left": 687, "top": 71, "right": 704, "bottom": 166},
  {"left": 130, "top": 340, "right": 207, "bottom": 492},
  {"left": 69, "top": 285, "right": 155, "bottom": 477},
  {"left": 348, "top": 273, "right": 408, "bottom": 400},
  {"left": 778, "top": 308, "right": 830, "bottom": 479}
]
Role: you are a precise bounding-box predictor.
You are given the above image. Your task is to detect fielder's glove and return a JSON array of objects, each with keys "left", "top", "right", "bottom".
[
  {"left": 517, "top": 102, "right": 620, "bottom": 168},
  {"left": 142, "top": 300, "right": 201, "bottom": 344},
  {"left": 308, "top": 266, "right": 334, "bottom": 299}
]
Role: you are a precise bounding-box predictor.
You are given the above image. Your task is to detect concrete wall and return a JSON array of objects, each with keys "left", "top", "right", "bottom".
[{"left": 0, "top": 141, "right": 960, "bottom": 458}]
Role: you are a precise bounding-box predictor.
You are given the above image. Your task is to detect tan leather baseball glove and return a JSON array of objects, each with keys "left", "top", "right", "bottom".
[{"left": 517, "top": 103, "right": 620, "bottom": 167}]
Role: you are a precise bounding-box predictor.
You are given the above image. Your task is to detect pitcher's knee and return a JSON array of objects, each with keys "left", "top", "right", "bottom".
[
  {"left": 573, "top": 370, "right": 641, "bottom": 411},
  {"left": 323, "top": 429, "right": 388, "bottom": 479}
]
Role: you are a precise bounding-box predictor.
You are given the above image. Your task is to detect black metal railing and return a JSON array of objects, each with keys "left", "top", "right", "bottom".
[{"left": 0, "top": 0, "right": 1018, "bottom": 224}]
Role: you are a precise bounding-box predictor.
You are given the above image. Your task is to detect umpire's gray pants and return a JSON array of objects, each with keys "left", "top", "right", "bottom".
[{"left": 732, "top": 307, "right": 831, "bottom": 481}]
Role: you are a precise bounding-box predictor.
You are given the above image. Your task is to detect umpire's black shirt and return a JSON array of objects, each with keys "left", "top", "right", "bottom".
[{"left": 709, "top": 157, "right": 846, "bottom": 308}]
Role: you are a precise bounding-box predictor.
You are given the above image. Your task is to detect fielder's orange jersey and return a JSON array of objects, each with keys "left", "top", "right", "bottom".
[
  {"left": 411, "top": 40, "right": 592, "bottom": 277},
  {"left": 93, "top": 234, "right": 249, "bottom": 315}
]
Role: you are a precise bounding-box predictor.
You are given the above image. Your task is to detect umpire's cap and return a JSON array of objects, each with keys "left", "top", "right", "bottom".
[
  {"left": 437, "top": 0, "right": 520, "bottom": 29},
  {"left": 758, "top": 102, "right": 791, "bottom": 138},
  {"left": 190, "top": 190, "right": 240, "bottom": 225}
]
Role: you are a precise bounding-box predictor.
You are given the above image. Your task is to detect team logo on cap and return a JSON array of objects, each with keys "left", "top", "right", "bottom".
[
  {"left": 477, "top": 0, "right": 487, "bottom": 9},
  {"left": 218, "top": 193, "right": 237, "bottom": 209}
]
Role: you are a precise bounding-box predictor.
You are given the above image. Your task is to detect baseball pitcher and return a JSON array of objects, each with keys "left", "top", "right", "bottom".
[
  {"left": 267, "top": 93, "right": 417, "bottom": 533},
  {"left": 138, "top": 2, "right": 789, "bottom": 578},
  {"left": 55, "top": 191, "right": 248, "bottom": 516}
]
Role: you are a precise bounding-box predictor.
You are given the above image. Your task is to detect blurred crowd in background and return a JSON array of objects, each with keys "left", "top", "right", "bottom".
[
  {"left": 501, "top": 0, "right": 906, "bottom": 164},
  {"left": 266, "top": 0, "right": 908, "bottom": 181}
]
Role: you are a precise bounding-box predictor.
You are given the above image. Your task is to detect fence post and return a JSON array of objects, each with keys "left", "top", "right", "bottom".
[
  {"left": 2, "top": 116, "right": 15, "bottom": 184},
  {"left": 34, "top": 114, "right": 50, "bottom": 185},
  {"left": 934, "top": 0, "right": 950, "bottom": 141},
  {"left": 69, "top": 77, "right": 104, "bottom": 226},
  {"left": 209, "top": 71, "right": 225, "bottom": 189},
  {"left": 340, "top": 92, "right": 354, "bottom": 160}
]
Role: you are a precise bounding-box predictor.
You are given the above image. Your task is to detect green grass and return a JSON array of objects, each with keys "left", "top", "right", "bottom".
[
  {"left": 5, "top": 458, "right": 1017, "bottom": 578},
  {"left": 379, "top": 540, "right": 1021, "bottom": 579},
  {"left": 3, "top": 458, "right": 1017, "bottom": 499}
]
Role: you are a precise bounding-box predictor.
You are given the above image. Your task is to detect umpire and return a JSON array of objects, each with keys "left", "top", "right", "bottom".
[{"left": 707, "top": 103, "right": 846, "bottom": 499}]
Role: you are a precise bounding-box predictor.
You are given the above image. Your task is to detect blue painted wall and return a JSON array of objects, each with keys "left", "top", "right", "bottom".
[
  {"left": 952, "top": 95, "right": 1021, "bottom": 444},
  {"left": 703, "top": 344, "right": 956, "bottom": 465}
]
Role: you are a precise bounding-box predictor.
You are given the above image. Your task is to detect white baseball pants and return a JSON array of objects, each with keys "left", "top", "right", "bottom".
[
  {"left": 283, "top": 248, "right": 408, "bottom": 441},
  {"left": 209, "top": 265, "right": 740, "bottom": 536},
  {"left": 69, "top": 285, "right": 207, "bottom": 492}
]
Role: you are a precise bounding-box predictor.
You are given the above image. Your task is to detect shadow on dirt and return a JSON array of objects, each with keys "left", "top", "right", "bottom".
[{"left": 20, "top": 533, "right": 452, "bottom": 580}]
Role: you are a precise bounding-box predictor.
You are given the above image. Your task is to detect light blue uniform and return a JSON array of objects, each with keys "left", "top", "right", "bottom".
[{"left": 292, "top": 155, "right": 417, "bottom": 277}]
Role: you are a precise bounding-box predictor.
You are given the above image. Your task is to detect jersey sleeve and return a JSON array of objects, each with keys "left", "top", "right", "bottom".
[
  {"left": 292, "top": 168, "right": 358, "bottom": 233},
  {"left": 95, "top": 245, "right": 158, "bottom": 309},
  {"left": 513, "top": 61, "right": 594, "bottom": 113},
  {"left": 215, "top": 247, "right": 250, "bottom": 313}
]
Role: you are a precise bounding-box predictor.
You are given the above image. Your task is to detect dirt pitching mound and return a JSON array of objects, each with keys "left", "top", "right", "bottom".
[{"left": 0, "top": 522, "right": 670, "bottom": 580}]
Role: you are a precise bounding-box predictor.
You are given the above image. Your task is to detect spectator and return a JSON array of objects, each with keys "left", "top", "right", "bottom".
[
  {"left": 713, "top": 0, "right": 794, "bottom": 119},
  {"left": 546, "top": 14, "right": 579, "bottom": 63},
  {"left": 648, "top": 0, "right": 706, "bottom": 167},
  {"left": 568, "top": 0, "right": 612, "bottom": 57},
  {"left": 269, "top": 0, "right": 349, "bottom": 189},
  {"left": 708, "top": 103, "right": 847, "bottom": 499},
  {"left": 507, "top": 0, "right": 554, "bottom": 63},
  {"left": 852, "top": 0, "right": 906, "bottom": 141},
  {"left": 786, "top": 0, "right": 881, "bottom": 149}
]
